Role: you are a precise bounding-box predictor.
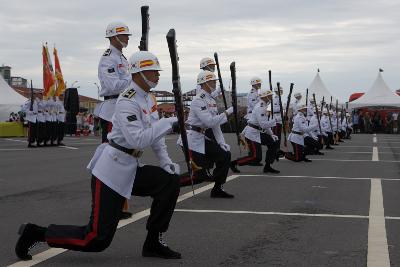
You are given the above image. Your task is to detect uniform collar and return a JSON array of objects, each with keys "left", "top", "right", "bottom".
[
  {"left": 131, "top": 81, "right": 149, "bottom": 98},
  {"left": 109, "top": 45, "right": 122, "bottom": 56},
  {"left": 199, "top": 88, "right": 211, "bottom": 98}
]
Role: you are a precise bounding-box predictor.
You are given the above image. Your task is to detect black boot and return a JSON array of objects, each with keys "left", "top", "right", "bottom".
[
  {"left": 263, "top": 164, "right": 280, "bottom": 174},
  {"left": 15, "top": 223, "right": 47, "bottom": 260},
  {"left": 325, "top": 146, "right": 334, "bottom": 150},
  {"left": 142, "top": 232, "right": 181, "bottom": 259},
  {"left": 304, "top": 158, "right": 312, "bottom": 162},
  {"left": 210, "top": 185, "right": 234, "bottom": 198},
  {"left": 120, "top": 211, "right": 133, "bottom": 220},
  {"left": 229, "top": 161, "right": 240, "bottom": 173},
  {"left": 315, "top": 151, "right": 324, "bottom": 155},
  {"left": 248, "top": 162, "right": 263, "bottom": 166}
]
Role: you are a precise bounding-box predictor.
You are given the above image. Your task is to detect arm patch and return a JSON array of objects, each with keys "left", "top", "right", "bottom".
[
  {"left": 201, "top": 106, "right": 207, "bottom": 110},
  {"left": 200, "top": 94, "right": 205, "bottom": 99},
  {"left": 127, "top": 114, "right": 137, "bottom": 122},
  {"left": 122, "top": 89, "right": 136, "bottom": 99},
  {"left": 107, "top": 67, "right": 115, "bottom": 73}
]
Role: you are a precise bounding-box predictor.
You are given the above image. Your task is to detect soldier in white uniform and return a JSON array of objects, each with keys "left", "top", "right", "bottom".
[
  {"left": 231, "top": 90, "right": 280, "bottom": 173},
  {"left": 95, "top": 22, "right": 133, "bottom": 219},
  {"left": 290, "top": 92, "right": 302, "bottom": 117},
  {"left": 179, "top": 70, "right": 235, "bottom": 198},
  {"left": 36, "top": 93, "right": 46, "bottom": 146},
  {"left": 15, "top": 51, "right": 182, "bottom": 260},
  {"left": 245, "top": 77, "right": 262, "bottom": 120},
  {"left": 272, "top": 85, "right": 285, "bottom": 157},
  {"left": 55, "top": 95, "right": 66, "bottom": 146},
  {"left": 320, "top": 109, "right": 334, "bottom": 149},
  {"left": 22, "top": 96, "right": 38, "bottom": 147},
  {"left": 304, "top": 108, "right": 324, "bottom": 155},
  {"left": 95, "top": 22, "right": 132, "bottom": 143},
  {"left": 285, "top": 105, "right": 313, "bottom": 162},
  {"left": 48, "top": 96, "right": 58, "bottom": 145},
  {"left": 196, "top": 57, "right": 221, "bottom": 98}
]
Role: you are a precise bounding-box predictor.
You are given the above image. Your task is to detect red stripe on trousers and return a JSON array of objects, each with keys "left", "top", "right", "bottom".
[
  {"left": 237, "top": 140, "right": 257, "bottom": 165},
  {"left": 46, "top": 179, "right": 101, "bottom": 246}
]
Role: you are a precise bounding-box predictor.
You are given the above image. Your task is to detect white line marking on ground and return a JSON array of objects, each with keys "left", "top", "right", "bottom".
[
  {"left": 373, "top": 136, "right": 377, "bottom": 143},
  {"left": 312, "top": 185, "right": 328, "bottom": 189},
  {"left": 5, "top": 138, "right": 26, "bottom": 143},
  {"left": 372, "top": 147, "right": 379, "bottom": 161},
  {"left": 310, "top": 158, "right": 400, "bottom": 163},
  {"left": 0, "top": 149, "right": 30, "bottom": 151},
  {"left": 239, "top": 174, "right": 400, "bottom": 181},
  {"left": 6, "top": 175, "right": 240, "bottom": 267},
  {"left": 175, "top": 209, "right": 368, "bottom": 219},
  {"left": 339, "top": 145, "right": 400, "bottom": 149},
  {"left": 367, "top": 178, "right": 390, "bottom": 267},
  {"left": 385, "top": 216, "right": 400, "bottom": 220},
  {"left": 58, "top": 146, "right": 79, "bottom": 150}
]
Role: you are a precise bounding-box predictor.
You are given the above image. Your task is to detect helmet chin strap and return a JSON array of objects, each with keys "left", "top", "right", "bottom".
[
  {"left": 204, "top": 82, "right": 215, "bottom": 93},
  {"left": 115, "top": 36, "right": 128, "bottom": 48},
  {"left": 139, "top": 72, "right": 157, "bottom": 89}
]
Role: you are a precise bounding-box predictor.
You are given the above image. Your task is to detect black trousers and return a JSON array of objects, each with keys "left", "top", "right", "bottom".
[
  {"left": 235, "top": 133, "right": 279, "bottom": 166},
  {"left": 57, "top": 122, "right": 65, "bottom": 144},
  {"left": 37, "top": 122, "right": 46, "bottom": 144},
  {"left": 45, "top": 166, "right": 180, "bottom": 252},
  {"left": 27, "top": 122, "right": 37, "bottom": 144},
  {"left": 45, "top": 121, "right": 51, "bottom": 143},
  {"left": 190, "top": 138, "right": 231, "bottom": 186},
  {"left": 51, "top": 122, "right": 58, "bottom": 143},
  {"left": 304, "top": 136, "right": 320, "bottom": 154},
  {"left": 272, "top": 123, "right": 282, "bottom": 147}
]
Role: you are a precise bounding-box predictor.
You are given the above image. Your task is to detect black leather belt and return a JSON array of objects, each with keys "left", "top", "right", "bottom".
[
  {"left": 186, "top": 124, "right": 207, "bottom": 133},
  {"left": 292, "top": 130, "right": 303, "bottom": 135},
  {"left": 109, "top": 140, "right": 143, "bottom": 158},
  {"left": 248, "top": 123, "right": 262, "bottom": 131},
  {"left": 104, "top": 95, "right": 119, "bottom": 100},
  {"left": 273, "top": 112, "right": 280, "bottom": 114}
]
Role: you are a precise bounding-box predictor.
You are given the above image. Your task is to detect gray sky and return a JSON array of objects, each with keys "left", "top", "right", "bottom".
[{"left": 1, "top": 0, "right": 399, "bottom": 101}]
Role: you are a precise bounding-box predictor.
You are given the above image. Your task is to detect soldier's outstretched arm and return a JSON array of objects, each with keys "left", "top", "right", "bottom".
[
  {"left": 192, "top": 99, "right": 228, "bottom": 128},
  {"left": 114, "top": 99, "right": 175, "bottom": 150}
]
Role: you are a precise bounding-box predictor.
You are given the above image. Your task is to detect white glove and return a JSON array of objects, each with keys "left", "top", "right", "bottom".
[
  {"left": 225, "top": 107, "right": 234, "bottom": 115},
  {"left": 220, "top": 143, "right": 230, "bottom": 151},
  {"left": 165, "top": 117, "right": 178, "bottom": 125},
  {"left": 272, "top": 135, "right": 279, "bottom": 141},
  {"left": 162, "top": 163, "right": 181, "bottom": 175}
]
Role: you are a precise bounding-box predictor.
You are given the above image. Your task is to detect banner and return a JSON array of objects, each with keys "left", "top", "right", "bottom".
[
  {"left": 42, "top": 44, "right": 55, "bottom": 99},
  {"left": 53, "top": 47, "right": 66, "bottom": 96}
]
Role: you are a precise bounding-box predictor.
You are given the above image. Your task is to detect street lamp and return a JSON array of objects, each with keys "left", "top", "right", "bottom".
[
  {"left": 71, "top": 80, "right": 79, "bottom": 87},
  {"left": 94, "top": 82, "right": 100, "bottom": 100}
]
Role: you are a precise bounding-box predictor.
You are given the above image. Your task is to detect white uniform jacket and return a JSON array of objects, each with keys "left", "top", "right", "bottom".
[
  {"left": 48, "top": 99, "right": 57, "bottom": 122},
  {"left": 246, "top": 88, "right": 259, "bottom": 119},
  {"left": 287, "top": 112, "right": 313, "bottom": 146},
  {"left": 178, "top": 89, "right": 228, "bottom": 154},
  {"left": 290, "top": 99, "right": 301, "bottom": 117},
  {"left": 243, "top": 99, "right": 276, "bottom": 144},
  {"left": 22, "top": 100, "right": 38, "bottom": 123},
  {"left": 304, "top": 114, "right": 320, "bottom": 140},
  {"left": 43, "top": 100, "right": 52, "bottom": 122},
  {"left": 95, "top": 45, "right": 132, "bottom": 121},
  {"left": 55, "top": 100, "right": 65, "bottom": 122},
  {"left": 272, "top": 95, "right": 282, "bottom": 123},
  {"left": 36, "top": 99, "right": 46, "bottom": 123},
  {"left": 88, "top": 83, "right": 174, "bottom": 199},
  {"left": 320, "top": 115, "right": 330, "bottom": 135}
]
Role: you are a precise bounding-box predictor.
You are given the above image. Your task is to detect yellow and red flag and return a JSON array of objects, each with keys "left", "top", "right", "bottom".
[
  {"left": 53, "top": 47, "right": 66, "bottom": 96},
  {"left": 42, "top": 44, "right": 55, "bottom": 99}
]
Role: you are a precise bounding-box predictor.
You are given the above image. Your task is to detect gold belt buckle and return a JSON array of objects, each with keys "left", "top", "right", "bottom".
[{"left": 131, "top": 149, "right": 143, "bottom": 158}]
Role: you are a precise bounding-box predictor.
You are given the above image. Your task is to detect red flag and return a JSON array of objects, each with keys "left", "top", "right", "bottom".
[{"left": 42, "top": 44, "right": 55, "bottom": 99}]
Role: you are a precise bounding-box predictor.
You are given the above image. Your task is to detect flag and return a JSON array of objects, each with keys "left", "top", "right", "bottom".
[
  {"left": 379, "top": 68, "right": 384, "bottom": 72},
  {"left": 54, "top": 47, "right": 66, "bottom": 96},
  {"left": 42, "top": 44, "right": 55, "bottom": 99}
]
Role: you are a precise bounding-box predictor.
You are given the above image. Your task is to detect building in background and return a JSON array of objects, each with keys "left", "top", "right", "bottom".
[{"left": 0, "top": 65, "right": 12, "bottom": 85}]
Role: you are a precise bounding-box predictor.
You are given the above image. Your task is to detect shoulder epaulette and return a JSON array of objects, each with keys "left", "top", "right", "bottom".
[
  {"left": 122, "top": 88, "right": 136, "bottom": 99},
  {"left": 103, "top": 48, "right": 111, "bottom": 57}
]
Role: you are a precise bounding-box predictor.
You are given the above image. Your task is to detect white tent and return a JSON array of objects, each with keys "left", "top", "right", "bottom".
[
  {"left": 0, "top": 75, "right": 27, "bottom": 121},
  {"left": 350, "top": 72, "right": 400, "bottom": 108},
  {"left": 306, "top": 71, "right": 338, "bottom": 104}
]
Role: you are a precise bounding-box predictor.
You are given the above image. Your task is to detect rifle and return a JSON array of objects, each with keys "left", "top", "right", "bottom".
[
  {"left": 29, "top": 80, "right": 34, "bottom": 111},
  {"left": 214, "top": 52, "right": 228, "bottom": 109},
  {"left": 276, "top": 82, "right": 284, "bottom": 141},
  {"left": 166, "top": 29, "right": 194, "bottom": 195},
  {"left": 335, "top": 99, "right": 339, "bottom": 142},
  {"left": 306, "top": 88, "right": 309, "bottom": 107},
  {"left": 230, "top": 62, "right": 241, "bottom": 151},
  {"left": 138, "top": 6, "right": 149, "bottom": 51},
  {"left": 326, "top": 104, "right": 334, "bottom": 133},
  {"left": 268, "top": 70, "right": 274, "bottom": 118},
  {"left": 313, "top": 93, "right": 324, "bottom": 145},
  {"left": 283, "top": 83, "right": 294, "bottom": 147},
  {"left": 320, "top": 96, "right": 325, "bottom": 120}
]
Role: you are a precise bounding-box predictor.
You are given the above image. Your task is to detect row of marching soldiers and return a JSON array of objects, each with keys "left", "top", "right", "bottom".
[
  {"left": 228, "top": 75, "right": 354, "bottom": 173},
  {"left": 22, "top": 93, "right": 65, "bottom": 147}
]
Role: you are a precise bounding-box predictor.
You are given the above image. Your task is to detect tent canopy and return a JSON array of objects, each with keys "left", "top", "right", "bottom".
[
  {"left": 350, "top": 72, "right": 400, "bottom": 108},
  {"left": 0, "top": 75, "right": 27, "bottom": 121},
  {"left": 306, "top": 71, "right": 338, "bottom": 105}
]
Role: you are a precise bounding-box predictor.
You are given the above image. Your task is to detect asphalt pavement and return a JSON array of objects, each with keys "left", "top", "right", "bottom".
[{"left": 1, "top": 133, "right": 399, "bottom": 267}]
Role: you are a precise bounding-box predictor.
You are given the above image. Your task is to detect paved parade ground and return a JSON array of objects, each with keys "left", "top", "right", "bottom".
[{"left": 1, "top": 133, "right": 400, "bottom": 267}]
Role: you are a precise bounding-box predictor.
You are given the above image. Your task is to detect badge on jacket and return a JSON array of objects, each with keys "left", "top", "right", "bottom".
[{"left": 127, "top": 114, "right": 137, "bottom": 122}]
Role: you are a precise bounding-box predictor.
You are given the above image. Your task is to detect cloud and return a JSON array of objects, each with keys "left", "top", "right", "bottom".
[{"left": 0, "top": 0, "right": 399, "bottom": 101}]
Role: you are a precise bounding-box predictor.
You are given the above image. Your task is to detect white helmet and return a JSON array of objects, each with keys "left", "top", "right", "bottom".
[
  {"left": 274, "top": 85, "right": 283, "bottom": 93},
  {"left": 259, "top": 89, "right": 273, "bottom": 98},
  {"left": 197, "top": 70, "right": 217, "bottom": 85},
  {"left": 297, "top": 104, "right": 307, "bottom": 111},
  {"left": 250, "top": 76, "right": 262, "bottom": 86},
  {"left": 128, "top": 51, "right": 162, "bottom": 74},
  {"left": 200, "top": 57, "right": 216, "bottom": 69},
  {"left": 105, "top": 22, "right": 132, "bottom": 38}
]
